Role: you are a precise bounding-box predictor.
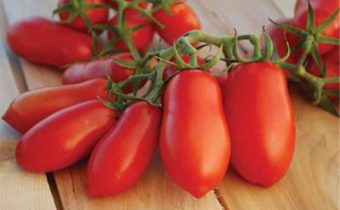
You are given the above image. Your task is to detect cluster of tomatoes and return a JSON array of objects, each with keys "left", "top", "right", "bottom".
[
  {"left": 2, "top": 0, "right": 339, "bottom": 199},
  {"left": 266, "top": 0, "right": 339, "bottom": 101}
]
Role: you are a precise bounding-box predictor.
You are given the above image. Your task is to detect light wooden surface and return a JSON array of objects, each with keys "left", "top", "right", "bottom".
[{"left": 0, "top": 0, "right": 339, "bottom": 210}]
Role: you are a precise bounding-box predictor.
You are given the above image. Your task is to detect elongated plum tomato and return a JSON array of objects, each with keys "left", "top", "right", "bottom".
[
  {"left": 62, "top": 53, "right": 142, "bottom": 92},
  {"left": 160, "top": 70, "right": 230, "bottom": 198},
  {"left": 223, "top": 62, "right": 295, "bottom": 187},
  {"left": 153, "top": 1, "right": 201, "bottom": 45},
  {"left": 16, "top": 100, "right": 116, "bottom": 172},
  {"left": 2, "top": 79, "right": 110, "bottom": 134},
  {"left": 87, "top": 101, "right": 161, "bottom": 196},
  {"left": 6, "top": 17, "right": 97, "bottom": 67},
  {"left": 58, "top": 0, "right": 109, "bottom": 33}
]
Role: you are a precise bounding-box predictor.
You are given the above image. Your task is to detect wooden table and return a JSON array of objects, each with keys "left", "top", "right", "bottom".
[{"left": 0, "top": 0, "right": 338, "bottom": 209}]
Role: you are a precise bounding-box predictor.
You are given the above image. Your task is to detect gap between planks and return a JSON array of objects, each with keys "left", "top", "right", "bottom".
[{"left": 0, "top": 1, "right": 63, "bottom": 209}]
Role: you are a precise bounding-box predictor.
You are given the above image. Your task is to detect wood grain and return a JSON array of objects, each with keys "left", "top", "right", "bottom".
[
  {"left": 55, "top": 155, "right": 221, "bottom": 210},
  {"left": 0, "top": 2, "right": 57, "bottom": 209}
]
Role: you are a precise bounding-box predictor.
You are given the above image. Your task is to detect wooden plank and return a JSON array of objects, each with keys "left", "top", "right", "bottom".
[
  {"left": 55, "top": 155, "right": 221, "bottom": 210},
  {"left": 0, "top": 2, "right": 57, "bottom": 210},
  {"left": 272, "top": 0, "right": 296, "bottom": 18},
  {"left": 188, "top": 0, "right": 284, "bottom": 36},
  {"left": 1, "top": 0, "right": 339, "bottom": 209}
]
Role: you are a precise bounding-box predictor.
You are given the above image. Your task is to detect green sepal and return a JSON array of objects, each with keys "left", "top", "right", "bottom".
[
  {"left": 269, "top": 19, "right": 307, "bottom": 38},
  {"left": 317, "top": 36, "right": 340, "bottom": 45},
  {"left": 262, "top": 27, "right": 274, "bottom": 61},
  {"left": 232, "top": 30, "right": 252, "bottom": 63},
  {"left": 305, "top": 1, "right": 316, "bottom": 32},
  {"left": 310, "top": 42, "right": 325, "bottom": 76},
  {"left": 318, "top": 96, "right": 340, "bottom": 117},
  {"left": 199, "top": 45, "right": 223, "bottom": 69},
  {"left": 316, "top": 8, "right": 340, "bottom": 34},
  {"left": 112, "top": 58, "right": 138, "bottom": 69}
]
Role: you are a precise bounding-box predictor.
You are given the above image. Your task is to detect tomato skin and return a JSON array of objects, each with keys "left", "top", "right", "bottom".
[
  {"left": 6, "top": 17, "right": 96, "bottom": 67},
  {"left": 87, "top": 101, "right": 161, "bottom": 196},
  {"left": 222, "top": 62, "right": 295, "bottom": 187},
  {"left": 160, "top": 70, "right": 230, "bottom": 198},
  {"left": 62, "top": 52, "right": 142, "bottom": 92},
  {"left": 265, "top": 19, "right": 301, "bottom": 65},
  {"left": 291, "top": 1, "right": 339, "bottom": 54},
  {"left": 2, "top": 79, "right": 110, "bottom": 134},
  {"left": 294, "top": 0, "right": 339, "bottom": 15},
  {"left": 307, "top": 47, "right": 339, "bottom": 101},
  {"left": 58, "top": 0, "right": 109, "bottom": 33},
  {"left": 16, "top": 100, "right": 116, "bottom": 172},
  {"left": 153, "top": 2, "right": 201, "bottom": 45},
  {"left": 108, "top": 10, "right": 155, "bottom": 52}
]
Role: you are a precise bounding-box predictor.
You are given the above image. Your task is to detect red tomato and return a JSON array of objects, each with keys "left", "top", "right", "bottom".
[
  {"left": 6, "top": 17, "right": 97, "bottom": 67},
  {"left": 294, "top": 0, "right": 339, "bottom": 15},
  {"left": 2, "top": 79, "right": 110, "bottom": 134},
  {"left": 87, "top": 101, "right": 161, "bottom": 196},
  {"left": 307, "top": 47, "right": 340, "bottom": 101},
  {"left": 222, "top": 62, "right": 295, "bottom": 187},
  {"left": 153, "top": 2, "right": 201, "bottom": 45},
  {"left": 160, "top": 70, "right": 230, "bottom": 198},
  {"left": 58, "top": 0, "right": 109, "bottom": 33},
  {"left": 62, "top": 52, "right": 142, "bottom": 92},
  {"left": 291, "top": 1, "right": 339, "bottom": 54},
  {"left": 265, "top": 18, "right": 301, "bottom": 65},
  {"left": 16, "top": 100, "right": 116, "bottom": 172},
  {"left": 108, "top": 10, "right": 154, "bottom": 52}
]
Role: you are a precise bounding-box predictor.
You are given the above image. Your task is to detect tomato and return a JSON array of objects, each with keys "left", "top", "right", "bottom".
[
  {"left": 222, "top": 62, "right": 295, "bottom": 187},
  {"left": 87, "top": 101, "right": 161, "bottom": 196},
  {"left": 291, "top": 0, "right": 339, "bottom": 54},
  {"left": 153, "top": 1, "right": 201, "bottom": 45},
  {"left": 2, "top": 79, "right": 110, "bottom": 133},
  {"left": 107, "top": 10, "right": 154, "bottom": 52},
  {"left": 62, "top": 52, "right": 142, "bottom": 92},
  {"left": 58, "top": 0, "right": 109, "bottom": 33},
  {"left": 16, "top": 100, "right": 116, "bottom": 172},
  {"left": 160, "top": 70, "right": 230, "bottom": 198},
  {"left": 6, "top": 17, "right": 97, "bottom": 67},
  {"left": 294, "top": 0, "right": 339, "bottom": 15},
  {"left": 307, "top": 47, "right": 340, "bottom": 101},
  {"left": 265, "top": 18, "right": 301, "bottom": 65}
]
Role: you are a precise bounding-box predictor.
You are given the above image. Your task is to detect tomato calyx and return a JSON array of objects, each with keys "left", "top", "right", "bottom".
[
  {"left": 269, "top": 3, "right": 340, "bottom": 115},
  {"left": 53, "top": 0, "right": 109, "bottom": 30}
]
